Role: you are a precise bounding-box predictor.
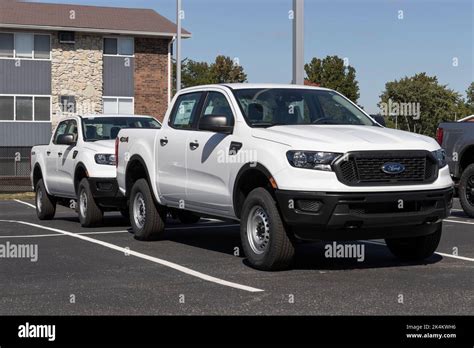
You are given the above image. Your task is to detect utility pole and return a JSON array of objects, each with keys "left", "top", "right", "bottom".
[
  {"left": 176, "top": 0, "right": 182, "bottom": 92},
  {"left": 292, "top": 0, "right": 304, "bottom": 85}
]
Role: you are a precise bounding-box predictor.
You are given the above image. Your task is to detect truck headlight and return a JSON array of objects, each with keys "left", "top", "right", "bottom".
[
  {"left": 432, "top": 149, "right": 447, "bottom": 168},
  {"left": 95, "top": 154, "right": 117, "bottom": 166},
  {"left": 287, "top": 151, "right": 342, "bottom": 171}
]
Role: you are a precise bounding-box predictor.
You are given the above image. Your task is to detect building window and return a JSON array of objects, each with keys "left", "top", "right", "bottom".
[
  {"left": 58, "top": 31, "right": 75, "bottom": 44},
  {"left": 0, "top": 33, "right": 14, "bottom": 58},
  {"left": 0, "top": 96, "right": 14, "bottom": 120},
  {"left": 103, "top": 97, "right": 134, "bottom": 115},
  {"left": 15, "top": 33, "right": 34, "bottom": 59},
  {"left": 0, "top": 95, "right": 51, "bottom": 122},
  {"left": 0, "top": 33, "right": 51, "bottom": 60},
  {"left": 34, "top": 97, "right": 51, "bottom": 121},
  {"left": 59, "top": 96, "right": 76, "bottom": 113},
  {"left": 34, "top": 35, "right": 51, "bottom": 59},
  {"left": 104, "top": 37, "right": 134, "bottom": 56},
  {"left": 16, "top": 97, "right": 33, "bottom": 121}
]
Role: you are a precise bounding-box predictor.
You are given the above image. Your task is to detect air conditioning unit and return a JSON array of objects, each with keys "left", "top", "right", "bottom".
[{"left": 59, "top": 31, "right": 75, "bottom": 44}]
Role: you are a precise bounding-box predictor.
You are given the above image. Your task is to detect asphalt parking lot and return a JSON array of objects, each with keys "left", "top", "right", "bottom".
[{"left": 0, "top": 198, "right": 472, "bottom": 315}]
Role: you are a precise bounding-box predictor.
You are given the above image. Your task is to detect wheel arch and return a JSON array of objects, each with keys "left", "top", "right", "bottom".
[
  {"left": 232, "top": 163, "right": 276, "bottom": 219},
  {"left": 125, "top": 155, "right": 154, "bottom": 199},
  {"left": 74, "top": 162, "right": 89, "bottom": 195},
  {"left": 459, "top": 145, "right": 474, "bottom": 176}
]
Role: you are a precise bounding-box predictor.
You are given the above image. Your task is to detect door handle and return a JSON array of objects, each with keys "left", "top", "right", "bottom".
[
  {"left": 189, "top": 141, "right": 200, "bottom": 150},
  {"left": 46, "top": 151, "right": 51, "bottom": 156},
  {"left": 160, "top": 138, "right": 169, "bottom": 146},
  {"left": 58, "top": 152, "right": 63, "bottom": 157}
]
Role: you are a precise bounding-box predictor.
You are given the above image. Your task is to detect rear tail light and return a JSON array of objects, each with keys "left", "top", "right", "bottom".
[
  {"left": 436, "top": 127, "right": 444, "bottom": 145},
  {"left": 115, "top": 137, "right": 119, "bottom": 168}
]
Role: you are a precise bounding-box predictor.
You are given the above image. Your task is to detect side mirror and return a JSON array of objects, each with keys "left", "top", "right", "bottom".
[
  {"left": 57, "top": 134, "right": 76, "bottom": 146},
  {"left": 199, "top": 115, "right": 234, "bottom": 134},
  {"left": 372, "top": 115, "right": 386, "bottom": 127}
]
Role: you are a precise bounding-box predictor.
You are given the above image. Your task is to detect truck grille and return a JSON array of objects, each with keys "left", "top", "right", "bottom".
[{"left": 334, "top": 151, "right": 438, "bottom": 186}]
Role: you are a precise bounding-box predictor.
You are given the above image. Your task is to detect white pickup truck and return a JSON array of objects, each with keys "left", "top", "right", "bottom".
[
  {"left": 31, "top": 115, "right": 161, "bottom": 227},
  {"left": 116, "top": 84, "right": 454, "bottom": 271}
]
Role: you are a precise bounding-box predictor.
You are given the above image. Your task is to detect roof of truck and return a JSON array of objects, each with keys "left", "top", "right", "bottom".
[{"left": 223, "top": 83, "right": 333, "bottom": 91}]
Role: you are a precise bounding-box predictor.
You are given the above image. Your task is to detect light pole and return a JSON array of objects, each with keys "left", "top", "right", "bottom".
[
  {"left": 292, "top": 0, "right": 304, "bottom": 85},
  {"left": 176, "top": 0, "right": 182, "bottom": 92}
]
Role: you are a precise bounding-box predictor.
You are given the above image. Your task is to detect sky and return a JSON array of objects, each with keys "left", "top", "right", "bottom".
[{"left": 29, "top": 0, "right": 473, "bottom": 113}]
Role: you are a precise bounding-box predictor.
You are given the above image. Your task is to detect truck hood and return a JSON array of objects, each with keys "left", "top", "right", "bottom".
[
  {"left": 251, "top": 125, "right": 439, "bottom": 152},
  {"left": 83, "top": 140, "right": 115, "bottom": 153}
]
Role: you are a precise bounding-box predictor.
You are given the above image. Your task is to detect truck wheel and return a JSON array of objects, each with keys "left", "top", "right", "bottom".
[
  {"left": 35, "top": 179, "right": 56, "bottom": 220},
  {"left": 177, "top": 210, "right": 201, "bottom": 224},
  {"left": 78, "top": 178, "right": 103, "bottom": 227},
  {"left": 130, "top": 179, "right": 166, "bottom": 241},
  {"left": 385, "top": 222, "right": 442, "bottom": 261},
  {"left": 240, "top": 188, "right": 295, "bottom": 271},
  {"left": 459, "top": 164, "right": 474, "bottom": 217}
]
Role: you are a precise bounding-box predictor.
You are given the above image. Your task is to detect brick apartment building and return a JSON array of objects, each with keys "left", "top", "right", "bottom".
[{"left": 0, "top": 0, "right": 189, "bottom": 184}]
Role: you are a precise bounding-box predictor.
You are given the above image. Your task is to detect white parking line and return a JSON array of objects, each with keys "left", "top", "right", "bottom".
[
  {"left": 444, "top": 219, "right": 474, "bottom": 226},
  {"left": 0, "top": 224, "right": 239, "bottom": 239},
  {"left": 14, "top": 200, "right": 36, "bottom": 209},
  {"left": 0, "top": 220, "right": 264, "bottom": 293},
  {"left": 0, "top": 230, "right": 128, "bottom": 239},
  {"left": 360, "top": 240, "right": 474, "bottom": 262}
]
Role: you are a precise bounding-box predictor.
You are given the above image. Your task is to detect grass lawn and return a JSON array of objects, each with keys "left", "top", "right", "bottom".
[{"left": 0, "top": 192, "right": 35, "bottom": 201}]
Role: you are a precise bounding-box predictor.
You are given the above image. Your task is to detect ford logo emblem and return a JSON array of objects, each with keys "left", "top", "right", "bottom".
[{"left": 382, "top": 162, "right": 405, "bottom": 175}]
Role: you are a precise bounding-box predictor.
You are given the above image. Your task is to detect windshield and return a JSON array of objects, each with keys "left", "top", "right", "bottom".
[
  {"left": 82, "top": 117, "right": 161, "bottom": 142},
  {"left": 232, "top": 88, "right": 375, "bottom": 127}
]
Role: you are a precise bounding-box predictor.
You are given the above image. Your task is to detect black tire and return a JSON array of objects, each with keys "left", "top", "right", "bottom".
[
  {"left": 177, "top": 210, "right": 201, "bottom": 224},
  {"left": 130, "top": 179, "right": 166, "bottom": 241},
  {"left": 385, "top": 222, "right": 442, "bottom": 261},
  {"left": 459, "top": 163, "right": 474, "bottom": 217},
  {"left": 35, "top": 179, "right": 56, "bottom": 220},
  {"left": 240, "top": 187, "right": 295, "bottom": 271},
  {"left": 77, "top": 178, "right": 103, "bottom": 227}
]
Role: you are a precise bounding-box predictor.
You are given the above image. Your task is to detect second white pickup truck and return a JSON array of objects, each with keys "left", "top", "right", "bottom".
[
  {"left": 31, "top": 115, "right": 161, "bottom": 227},
  {"left": 116, "top": 84, "right": 454, "bottom": 271}
]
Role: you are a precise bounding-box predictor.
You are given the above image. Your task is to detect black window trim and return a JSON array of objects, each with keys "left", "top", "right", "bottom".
[
  {"left": 52, "top": 120, "right": 70, "bottom": 145},
  {"left": 168, "top": 91, "right": 206, "bottom": 131},
  {"left": 196, "top": 91, "right": 235, "bottom": 132}
]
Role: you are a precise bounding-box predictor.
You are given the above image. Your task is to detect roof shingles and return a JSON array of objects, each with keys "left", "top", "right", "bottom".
[{"left": 0, "top": 0, "right": 190, "bottom": 37}]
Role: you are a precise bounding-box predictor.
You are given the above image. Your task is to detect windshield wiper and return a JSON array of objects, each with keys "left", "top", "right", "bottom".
[{"left": 252, "top": 122, "right": 288, "bottom": 128}]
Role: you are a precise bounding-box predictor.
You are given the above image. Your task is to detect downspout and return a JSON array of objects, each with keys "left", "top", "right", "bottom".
[{"left": 168, "top": 36, "right": 176, "bottom": 106}]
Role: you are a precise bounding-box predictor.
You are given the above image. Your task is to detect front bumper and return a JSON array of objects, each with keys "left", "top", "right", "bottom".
[
  {"left": 275, "top": 187, "right": 454, "bottom": 241},
  {"left": 88, "top": 178, "right": 125, "bottom": 208}
]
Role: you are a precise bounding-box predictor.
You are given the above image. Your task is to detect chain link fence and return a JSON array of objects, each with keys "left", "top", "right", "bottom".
[{"left": 0, "top": 147, "right": 33, "bottom": 193}]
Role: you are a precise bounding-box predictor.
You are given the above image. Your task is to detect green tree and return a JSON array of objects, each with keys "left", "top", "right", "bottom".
[
  {"left": 210, "top": 55, "right": 247, "bottom": 84},
  {"left": 379, "top": 73, "right": 467, "bottom": 136},
  {"left": 466, "top": 82, "right": 474, "bottom": 112},
  {"left": 182, "top": 60, "right": 214, "bottom": 87},
  {"left": 304, "top": 56, "right": 360, "bottom": 103},
  {"left": 173, "top": 55, "right": 247, "bottom": 92}
]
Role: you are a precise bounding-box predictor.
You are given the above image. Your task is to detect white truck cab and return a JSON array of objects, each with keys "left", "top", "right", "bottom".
[
  {"left": 31, "top": 114, "right": 161, "bottom": 227},
  {"left": 116, "top": 84, "right": 454, "bottom": 271}
]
